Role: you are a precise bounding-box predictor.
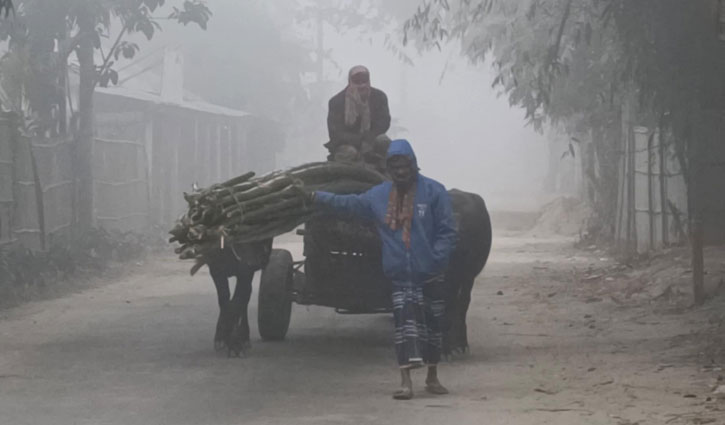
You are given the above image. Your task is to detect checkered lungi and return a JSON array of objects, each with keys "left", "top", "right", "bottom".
[{"left": 392, "top": 275, "right": 446, "bottom": 368}]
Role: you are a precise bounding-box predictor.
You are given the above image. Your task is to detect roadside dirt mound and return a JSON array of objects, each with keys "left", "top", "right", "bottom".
[
  {"left": 570, "top": 245, "right": 725, "bottom": 309},
  {"left": 529, "top": 196, "right": 591, "bottom": 237},
  {"left": 489, "top": 210, "right": 540, "bottom": 234}
]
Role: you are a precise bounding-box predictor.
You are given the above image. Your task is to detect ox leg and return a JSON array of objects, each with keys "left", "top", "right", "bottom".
[
  {"left": 227, "top": 268, "right": 255, "bottom": 357},
  {"left": 211, "top": 270, "right": 232, "bottom": 352},
  {"left": 456, "top": 275, "right": 475, "bottom": 353},
  {"left": 442, "top": 295, "right": 457, "bottom": 357},
  {"left": 441, "top": 276, "right": 460, "bottom": 357}
]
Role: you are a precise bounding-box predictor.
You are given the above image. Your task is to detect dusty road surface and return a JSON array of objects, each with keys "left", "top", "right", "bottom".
[{"left": 1, "top": 233, "right": 724, "bottom": 425}]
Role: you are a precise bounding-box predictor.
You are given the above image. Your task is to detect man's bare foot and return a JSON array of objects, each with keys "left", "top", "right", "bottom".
[
  {"left": 394, "top": 368, "right": 414, "bottom": 400},
  {"left": 425, "top": 380, "right": 449, "bottom": 395},
  {"left": 393, "top": 387, "right": 414, "bottom": 400},
  {"left": 425, "top": 365, "right": 448, "bottom": 394}
]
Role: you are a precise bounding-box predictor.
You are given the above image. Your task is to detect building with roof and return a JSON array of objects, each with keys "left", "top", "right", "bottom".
[{"left": 91, "top": 47, "right": 284, "bottom": 229}]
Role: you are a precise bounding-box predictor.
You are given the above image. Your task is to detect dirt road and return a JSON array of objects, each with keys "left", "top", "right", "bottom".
[{"left": 1, "top": 234, "right": 723, "bottom": 425}]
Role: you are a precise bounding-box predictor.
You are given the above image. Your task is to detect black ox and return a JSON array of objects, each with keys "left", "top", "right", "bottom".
[
  {"left": 206, "top": 188, "right": 491, "bottom": 357},
  {"left": 444, "top": 189, "right": 492, "bottom": 354},
  {"left": 207, "top": 239, "right": 272, "bottom": 356}
]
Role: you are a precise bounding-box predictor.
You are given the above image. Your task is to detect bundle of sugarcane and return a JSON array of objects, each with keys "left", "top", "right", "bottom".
[{"left": 169, "top": 162, "right": 385, "bottom": 274}]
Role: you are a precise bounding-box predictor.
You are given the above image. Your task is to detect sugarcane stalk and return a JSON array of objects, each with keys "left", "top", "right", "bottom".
[
  {"left": 190, "top": 178, "right": 258, "bottom": 203},
  {"left": 236, "top": 196, "right": 304, "bottom": 224},
  {"left": 211, "top": 180, "right": 257, "bottom": 196},
  {"left": 192, "top": 183, "right": 255, "bottom": 207},
  {"left": 193, "top": 171, "right": 256, "bottom": 196},
  {"left": 289, "top": 162, "right": 385, "bottom": 185},
  {"left": 222, "top": 184, "right": 303, "bottom": 217},
  {"left": 218, "top": 171, "right": 255, "bottom": 188},
  {"left": 304, "top": 179, "right": 375, "bottom": 195},
  {"left": 172, "top": 161, "right": 387, "bottom": 266},
  {"left": 215, "top": 175, "right": 294, "bottom": 209}
]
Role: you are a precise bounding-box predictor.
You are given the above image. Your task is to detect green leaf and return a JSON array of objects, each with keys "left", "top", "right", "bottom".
[
  {"left": 138, "top": 19, "right": 154, "bottom": 40},
  {"left": 143, "top": 0, "right": 164, "bottom": 12},
  {"left": 99, "top": 72, "right": 110, "bottom": 88},
  {"left": 122, "top": 43, "right": 138, "bottom": 59},
  {"left": 169, "top": 1, "right": 212, "bottom": 30}
]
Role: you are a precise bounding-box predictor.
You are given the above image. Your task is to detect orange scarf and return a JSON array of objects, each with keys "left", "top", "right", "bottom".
[{"left": 384, "top": 183, "right": 416, "bottom": 250}]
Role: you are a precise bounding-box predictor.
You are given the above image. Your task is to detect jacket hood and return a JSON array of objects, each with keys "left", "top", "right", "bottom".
[{"left": 386, "top": 139, "right": 418, "bottom": 169}]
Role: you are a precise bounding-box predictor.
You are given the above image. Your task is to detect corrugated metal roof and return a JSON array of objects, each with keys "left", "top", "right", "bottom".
[{"left": 95, "top": 86, "right": 253, "bottom": 118}]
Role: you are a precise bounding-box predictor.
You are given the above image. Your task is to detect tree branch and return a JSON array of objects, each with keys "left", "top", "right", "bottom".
[
  {"left": 60, "top": 32, "right": 84, "bottom": 61},
  {"left": 548, "top": 0, "right": 573, "bottom": 69},
  {"left": 98, "top": 24, "right": 129, "bottom": 78}
]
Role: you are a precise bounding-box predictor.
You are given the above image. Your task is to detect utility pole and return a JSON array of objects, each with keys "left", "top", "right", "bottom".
[{"left": 316, "top": 7, "right": 325, "bottom": 103}]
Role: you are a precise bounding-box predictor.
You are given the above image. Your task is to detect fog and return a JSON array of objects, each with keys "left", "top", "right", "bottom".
[
  {"left": 5, "top": 2, "right": 725, "bottom": 423},
  {"left": 308, "top": 40, "right": 550, "bottom": 212},
  {"left": 141, "top": 0, "right": 553, "bottom": 212}
]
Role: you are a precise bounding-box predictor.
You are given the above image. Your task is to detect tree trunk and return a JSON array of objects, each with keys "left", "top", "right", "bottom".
[
  {"left": 29, "top": 137, "right": 46, "bottom": 250},
  {"left": 58, "top": 66, "right": 67, "bottom": 136},
  {"left": 659, "top": 125, "right": 668, "bottom": 246},
  {"left": 687, "top": 117, "right": 705, "bottom": 306},
  {"left": 691, "top": 213, "right": 705, "bottom": 305},
  {"left": 75, "top": 22, "right": 96, "bottom": 233},
  {"left": 588, "top": 121, "right": 620, "bottom": 242},
  {"left": 57, "top": 29, "right": 69, "bottom": 137}
]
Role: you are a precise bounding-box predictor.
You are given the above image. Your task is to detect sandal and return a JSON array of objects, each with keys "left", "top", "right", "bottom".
[
  {"left": 393, "top": 387, "right": 414, "bottom": 400},
  {"left": 425, "top": 383, "right": 449, "bottom": 395}
]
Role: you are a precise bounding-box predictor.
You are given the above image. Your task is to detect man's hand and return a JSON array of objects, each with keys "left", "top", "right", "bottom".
[{"left": 294, "top": 186, "right": 316, "bottom": 205}]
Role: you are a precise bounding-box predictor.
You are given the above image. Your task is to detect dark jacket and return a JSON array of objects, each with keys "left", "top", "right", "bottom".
[
  {"left": 326, "top": 87, "right": 391, "bottom": 149},
  {"left": 314, "top": 139, "right": 457, "bottom": 284}
]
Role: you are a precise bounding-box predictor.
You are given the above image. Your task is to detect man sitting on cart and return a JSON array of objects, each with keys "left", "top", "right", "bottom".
[
  {"left": 311, "top": 139, "right": 457, "bottom": 400},
  {"left": 325, "top": 65, "right": 391, "bottom": 171}
]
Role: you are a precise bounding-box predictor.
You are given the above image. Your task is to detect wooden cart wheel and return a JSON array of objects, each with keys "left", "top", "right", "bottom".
[{"left": 258, "top": 249, "right": 293, "bottom": 341}]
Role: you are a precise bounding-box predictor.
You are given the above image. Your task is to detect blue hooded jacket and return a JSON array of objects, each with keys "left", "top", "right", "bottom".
[{"left": 314, "top": 139, "right": 458, "bottom": 285}]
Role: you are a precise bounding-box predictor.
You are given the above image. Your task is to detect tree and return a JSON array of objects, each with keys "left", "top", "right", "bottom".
[
  {"left": 406, "top": 0, "right": 725, "bottom": 304},
  {"left": 73, "top": 0, "right": 210, "bottom": 231},
  {"left": 405, "top": 0, "right": 627, "bottom": 241},
  {"left": 0, "top": 0, "right": 211, "bottom": 232}
]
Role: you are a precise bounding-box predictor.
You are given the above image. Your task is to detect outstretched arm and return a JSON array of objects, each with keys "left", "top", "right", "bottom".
[{"left": 313, "top": 189, "right": 375, "bottom": 221}]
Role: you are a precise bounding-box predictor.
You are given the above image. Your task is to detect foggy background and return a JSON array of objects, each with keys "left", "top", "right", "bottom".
[
  {"left": 140, "top": 0, "right": 552, "bottom": 212},
  {"left": 291, "top": 41, "right": 550, "bottom": 212}
]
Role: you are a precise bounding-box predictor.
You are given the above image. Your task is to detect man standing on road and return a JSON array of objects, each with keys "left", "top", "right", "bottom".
[
  {"left": 311, "top": 139, "right": 457, "bottom": 400},
  {"left": 325, "top": 65, "right": 391, "bottom": 170}
]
